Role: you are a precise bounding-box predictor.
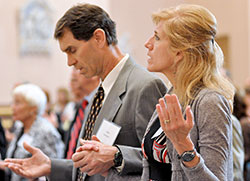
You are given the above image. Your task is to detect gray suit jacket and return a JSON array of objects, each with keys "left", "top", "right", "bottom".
[{"left": 50, "top": 58, "right": 167, "bottom": 181}]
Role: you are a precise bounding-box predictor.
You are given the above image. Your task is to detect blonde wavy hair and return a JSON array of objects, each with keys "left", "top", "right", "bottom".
[{"left": 152, "top": 4, "right": 235, "bottom": 110}]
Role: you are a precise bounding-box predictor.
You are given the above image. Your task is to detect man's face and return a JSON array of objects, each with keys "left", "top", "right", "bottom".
[
  {"left": 70, "top": 69, "right": 98, "bottom": 101},
  {"left": 70, "top": 69, "right": 87, "bottom": 100},
  {"left": 58, "top": 29, "right": 102, "bottom": 78}
]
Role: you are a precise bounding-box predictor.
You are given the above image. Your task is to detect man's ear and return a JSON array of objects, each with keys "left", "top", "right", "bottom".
[{"left": 92, "top": 28, "right": 106, "bottom": 48}]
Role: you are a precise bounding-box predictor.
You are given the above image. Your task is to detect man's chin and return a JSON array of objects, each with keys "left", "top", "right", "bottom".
[{"left": 80, "top": 72, "right": 91, "bottom": 78}]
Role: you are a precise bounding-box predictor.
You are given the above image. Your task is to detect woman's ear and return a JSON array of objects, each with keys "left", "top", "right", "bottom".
[
  {"left": 31, "top": 106, "right": 38, "bottom": 116},
  {"left": 175, "top": 51, "right": 183, "bottom": 64},
  {"left": 93, "top": 28, "right": 106, "bottom": 48}
]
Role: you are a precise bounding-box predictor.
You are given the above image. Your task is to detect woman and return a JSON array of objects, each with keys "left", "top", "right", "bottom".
[
  {"left": 3, "top": 83, "right": 64, "bottom": 181},
  {"left": 142, "top": 4, "right": 235, "bottom": 181}
]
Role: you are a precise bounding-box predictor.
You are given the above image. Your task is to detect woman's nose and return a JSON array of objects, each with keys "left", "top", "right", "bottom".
[{"left": 144, "top": 37, "right": 153, "bottom": 50}]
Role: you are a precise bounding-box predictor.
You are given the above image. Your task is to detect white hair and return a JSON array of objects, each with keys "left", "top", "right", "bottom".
[{"left": 13, "top": 83, "right": 47, "bottom": 116}]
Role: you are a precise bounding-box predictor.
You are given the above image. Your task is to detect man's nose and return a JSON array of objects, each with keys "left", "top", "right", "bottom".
[{"left": 67, "top": 55, "right": 76, "bottom": 66}]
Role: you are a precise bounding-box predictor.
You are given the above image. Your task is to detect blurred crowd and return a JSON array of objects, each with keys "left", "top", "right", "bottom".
[
  {"left": 220, "top": 68, "right": 250, "bottom": 180},
  {"left": 0, "top": 68, "right": 99, "bottom": 180}
]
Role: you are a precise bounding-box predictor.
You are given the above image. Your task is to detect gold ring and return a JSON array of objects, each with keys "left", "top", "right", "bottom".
[{"left": 164, "top": 119, "right": 170, "bottom": 124}]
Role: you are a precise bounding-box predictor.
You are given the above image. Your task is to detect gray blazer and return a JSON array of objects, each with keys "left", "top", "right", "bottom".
[
  {"left": 141, "top": 88, "right": 233, "bottom": 181},
  {"left": 50, "top": 58, "right": 167, "bottom": 181}
]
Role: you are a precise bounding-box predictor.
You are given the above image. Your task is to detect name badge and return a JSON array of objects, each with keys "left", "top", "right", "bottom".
[{"left": 96, "top": 119, "right": 121, "bottom": 145}]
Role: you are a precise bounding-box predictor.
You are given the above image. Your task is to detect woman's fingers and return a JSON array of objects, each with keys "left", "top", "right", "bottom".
[
  {"left": 158, "top": 97, "right": 169, "bottom": 120},
  {"left": 185, "top": 106, "right": 194, "bottom": 129}
]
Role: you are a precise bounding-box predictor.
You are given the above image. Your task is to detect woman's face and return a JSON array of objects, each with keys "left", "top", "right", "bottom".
[
  {"left": 12, "top": 94, "right": 37, "bottom": 122},
  {"left": 145, "top": 21, "right": 178, "bottom": 76}
]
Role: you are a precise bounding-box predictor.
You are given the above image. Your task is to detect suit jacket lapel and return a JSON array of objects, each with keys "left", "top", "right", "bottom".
[
  {"left": 73, "top": 58, "right": 136, "bottom": 181},
  {"left": 92, "top": 58, "right": 135, "bottom": 135}
]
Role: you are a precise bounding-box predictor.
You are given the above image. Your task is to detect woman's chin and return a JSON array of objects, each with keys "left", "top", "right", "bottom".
[{"left": 146, "top": 65, "right": 155, "bottom": 72}]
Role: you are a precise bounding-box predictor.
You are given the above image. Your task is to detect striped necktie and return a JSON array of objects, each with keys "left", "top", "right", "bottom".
[{"left": 66, "top": 100, "right": 88, "bottom": 159}]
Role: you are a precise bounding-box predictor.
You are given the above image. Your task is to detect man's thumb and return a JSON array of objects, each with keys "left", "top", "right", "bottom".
[
  {"left": 91, "top": 135, "right": 101, "bottom": 142},
  {"left": 23, "top": 142, "right": 38, "bottom": 155}
]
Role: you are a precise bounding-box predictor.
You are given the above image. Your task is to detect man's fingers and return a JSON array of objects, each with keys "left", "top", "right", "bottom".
[
  {"left": 78, "top": 139, "right": 99, "bottom": 152},
  {"left": 72, "top": 152, "right": 83, "bottom": 162},
  {"left": 81, "top": 144, "right": 99, "bottom": 152},
  {"left": 79, "top": 138, "right": 86, "bottom": 145},
  {"left": 4, "top": 158, "right": 23, "bottom": 165},
  {"left": 91, "top": 135, "right": 100, "bottom": 142},
  {"left": 7, "top": 163, "right": 26, "bottom": 177}
]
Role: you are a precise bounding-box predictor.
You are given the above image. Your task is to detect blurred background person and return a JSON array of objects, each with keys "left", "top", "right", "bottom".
[
  {"left": 54, "top": 87, "right": 74, "bottom": 132},
  {"left": 241, "top": 86, "right": 250, "bottom": 180},
  {"left": 243, "top": 85, "right": 250, "bottom": 117},
  {"left": 0, "top": 118, "right": 7, "bottom": 180},
  {"left": 64, "top": 68, "right": 99, "bottom": 159},
  {"left": 42, "top": 88, "right": 65, "bottom": 140},
  {"left": 0, "top": 83, "right": 64, "bottom": 181},
  {"left": 43, "top": 88, "right": 59, "bottom": 129},
  {"left": 220, "top": 68, "right": 245, "bottom": 181}
]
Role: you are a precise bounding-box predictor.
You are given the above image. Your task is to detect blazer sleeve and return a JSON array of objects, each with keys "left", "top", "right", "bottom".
[
  {"left": 181, "top": 92, "right": 233, "bottom": 180},
  {"left": 116, "top": 78, "right": 167, "bottom": 176},
  {"left": 49, "top": 158, "right": 73, "bottom": 181}
]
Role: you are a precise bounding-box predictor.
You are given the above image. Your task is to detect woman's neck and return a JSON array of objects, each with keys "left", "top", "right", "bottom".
[{"left": 22, "top": 115, "right": 36, "bottom": 133}]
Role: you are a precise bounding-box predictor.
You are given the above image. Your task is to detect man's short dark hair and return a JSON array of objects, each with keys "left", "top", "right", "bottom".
[{"left": 54, "top": 3, "right": 118, "bottom": 45}]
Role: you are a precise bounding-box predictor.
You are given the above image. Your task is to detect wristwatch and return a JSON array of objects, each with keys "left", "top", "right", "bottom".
[
  {"left": 177, "top": 149, "right": 196, "bottom": 162},
  {"left": 113, "top": 145, "right": 123, "bottom": 167}
]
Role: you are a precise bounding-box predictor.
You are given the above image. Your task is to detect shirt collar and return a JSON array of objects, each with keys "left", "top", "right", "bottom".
[{"left": 102, "top": 54, "right": 129, "bottom": 101}]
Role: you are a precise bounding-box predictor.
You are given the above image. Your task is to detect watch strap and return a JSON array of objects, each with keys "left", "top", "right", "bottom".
[{"left": 113, "top": 145, "right": 123, "bottom": 167}]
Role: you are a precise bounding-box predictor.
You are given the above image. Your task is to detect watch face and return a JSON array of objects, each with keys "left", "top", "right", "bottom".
[{"left": 182, "top": 152, "right": 195, "bottom": 162}]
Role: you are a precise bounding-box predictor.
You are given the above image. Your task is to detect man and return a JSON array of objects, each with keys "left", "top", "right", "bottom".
[
  {"left": 5, "top": 3, "right": 167, "bottom": 181},
  {"left": 64, "top": 68, "right": 99, "bottom": 158}
]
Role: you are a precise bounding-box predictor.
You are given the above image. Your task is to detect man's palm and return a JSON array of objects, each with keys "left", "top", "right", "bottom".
[{"left": 5, "top": 142, "right": 51, "bottom": 178}]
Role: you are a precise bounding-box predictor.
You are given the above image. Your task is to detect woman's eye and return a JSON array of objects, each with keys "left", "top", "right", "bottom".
[{"left": 154, "top": 35, "right": 160, "bottom": 40}]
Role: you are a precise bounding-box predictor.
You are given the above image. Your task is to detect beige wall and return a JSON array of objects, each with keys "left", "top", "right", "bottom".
[
  {"left": 0, "top": 0, "right": 109, "bottom": 105},
  {"left": 0, "top": 0, "right": 249, "bottom": 105},
  {"left": 185, "top": 0, "right": 250, "bottom": 87}
]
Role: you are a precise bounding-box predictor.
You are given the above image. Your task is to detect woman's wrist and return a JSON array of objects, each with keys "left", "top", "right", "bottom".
[
  {"left": 173, "top": 137, "right": 200, "bottom": 168},
  {"left": 173, "top": 137, "right": 194, "bottom": 155},
  {"left": 182, "top": 152, "right": 200, "bottom": 168}
]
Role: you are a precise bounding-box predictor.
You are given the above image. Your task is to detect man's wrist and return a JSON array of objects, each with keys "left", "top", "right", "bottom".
[
  {"left": 45, "top": 158, "right": 52, "bottom": 176},
  {"left": 113, "top": 145, "right": 123, "bottom": 167}
]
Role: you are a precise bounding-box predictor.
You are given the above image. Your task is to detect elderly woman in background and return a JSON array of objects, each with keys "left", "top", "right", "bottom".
[
  {"left": 142, "top": 4, "right": 235, "bottom": 181},
  {"left": 1, "top": 83, "right": 64, "bottom": 181}
]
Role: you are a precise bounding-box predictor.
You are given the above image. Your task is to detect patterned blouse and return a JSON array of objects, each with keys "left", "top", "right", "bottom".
[{"left": 6, "top": 116, "right": 64, "bottom": 181}]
